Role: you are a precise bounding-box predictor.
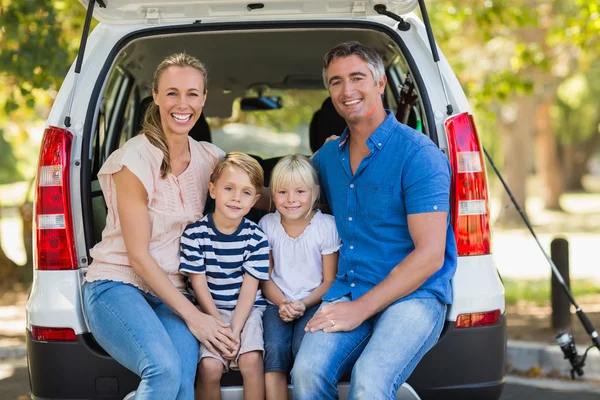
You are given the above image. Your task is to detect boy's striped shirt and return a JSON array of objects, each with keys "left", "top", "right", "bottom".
[{"left": 179, "top": 214, "right": 269, "bottom": 310}]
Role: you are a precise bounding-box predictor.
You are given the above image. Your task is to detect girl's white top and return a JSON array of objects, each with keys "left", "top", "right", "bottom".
[{"left": 258, "top": 210, "right": 341, "bottom": 302}]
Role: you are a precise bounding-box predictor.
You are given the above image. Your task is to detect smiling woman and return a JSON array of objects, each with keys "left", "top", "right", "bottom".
[{"left": 82, "top": 52, "right": 239, "bottom": 400}]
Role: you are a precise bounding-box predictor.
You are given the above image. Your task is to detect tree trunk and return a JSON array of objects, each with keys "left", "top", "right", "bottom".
[
  {"left": 535, "top": 100, "right": 563, "bottom": 210},
  {"left": 562, "top": 122, "right": 600, "bottom": 192},
  {"left": 497, "top": 96, "right": 535, "bottom": 227}
]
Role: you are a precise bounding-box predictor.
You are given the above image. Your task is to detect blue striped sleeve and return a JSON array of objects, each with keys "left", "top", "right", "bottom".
[
  {"left": 179, "top": 223, "right": 206, "bottom": 275},
  {"left": 242, "top": 228, "right": 270, "bottom": 281}
]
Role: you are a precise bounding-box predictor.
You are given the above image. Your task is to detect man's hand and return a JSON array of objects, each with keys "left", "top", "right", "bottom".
[
  {"left": 305, "top": 300, "right": 367, "bottom": 333},
  {"left": 323, "top": 134, "right": 339, "bottom": 145}
]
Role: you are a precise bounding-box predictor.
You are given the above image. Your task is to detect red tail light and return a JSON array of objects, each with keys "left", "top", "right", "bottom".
[
  {"left": 445, "top": 113, "right": 491, "bottom": 256},
  {"left": 455, "top": 309, "right": 501, "bottom": 328},
  {"left": 34, "top": 126, "right": 77, "bottom": 270},
  {"left": 31, "top": 325, "right": 77, "bottom": 342}
]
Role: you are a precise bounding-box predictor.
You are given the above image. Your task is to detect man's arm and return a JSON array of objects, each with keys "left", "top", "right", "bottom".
[{"left": 306, "top": 211, "right": 447, "bottom": 333}]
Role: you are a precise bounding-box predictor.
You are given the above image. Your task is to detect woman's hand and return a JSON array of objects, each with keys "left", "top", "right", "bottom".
[{"left": 187, "top": 312, "right": 239, "bottom": 357}]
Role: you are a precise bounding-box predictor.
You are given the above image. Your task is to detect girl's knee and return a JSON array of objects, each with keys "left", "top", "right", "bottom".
[{"left": 199, "top": 357, "right": 224, "bottom": 383}]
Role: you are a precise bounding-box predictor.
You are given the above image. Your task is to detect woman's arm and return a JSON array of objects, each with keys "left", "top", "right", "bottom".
[
  {"left": 114, "top": 167, "right": 236, "bottom": 355},
  {"left": 299, "top": 252, "right": 338, "bottom": 309}
]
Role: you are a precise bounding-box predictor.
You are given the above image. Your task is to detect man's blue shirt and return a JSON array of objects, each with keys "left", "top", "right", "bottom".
[{"left": 312, "top": 112, "right": 457, "bottom": 305}]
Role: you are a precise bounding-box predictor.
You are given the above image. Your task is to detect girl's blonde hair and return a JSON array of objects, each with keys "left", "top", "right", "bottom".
[
  {"left": 270, "top": 155, "right": 320, "bottom": 216},
  {"left": 141, "top": 53, "right": 208, "bottom": 178}
]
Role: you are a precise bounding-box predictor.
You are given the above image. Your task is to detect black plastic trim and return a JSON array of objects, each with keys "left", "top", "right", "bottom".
[
  {"left": 27, "top": 315, "right": 505, "bottom": 399},
  {"left": 27, "top": 330, "right": 140, "bottom": 399},
  {"left": 80, "top": 19, "right": 438, "bottom": 254}
]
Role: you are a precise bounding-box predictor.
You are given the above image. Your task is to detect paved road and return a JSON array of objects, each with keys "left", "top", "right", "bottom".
[{"left": 1, "top": 358, "right": 599, "bottom": 400}]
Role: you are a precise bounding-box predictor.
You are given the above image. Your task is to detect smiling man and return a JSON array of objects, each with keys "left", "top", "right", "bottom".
[{"left": 291, "top": 41, "right": 458, "bottom": 400}]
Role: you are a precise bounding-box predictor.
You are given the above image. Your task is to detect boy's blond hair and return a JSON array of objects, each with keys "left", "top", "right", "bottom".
[
  {"left": 210, "top": 152, "right": 264, "bottom": 192},
  {"left": 270, "top": 155, "right": 320, "bottom": 214}
]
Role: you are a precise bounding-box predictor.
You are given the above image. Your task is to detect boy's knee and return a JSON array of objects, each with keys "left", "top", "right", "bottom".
[
  {"left": 238, "top": 351, "right": 263, "bottom": 375},
  {"left": 199, "top": 357, "right": 224, "bottom": 384}
]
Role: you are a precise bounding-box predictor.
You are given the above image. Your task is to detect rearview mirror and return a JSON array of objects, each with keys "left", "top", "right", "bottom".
[{"left": 240, "top": 96, "right": 283, "bottom": 111}]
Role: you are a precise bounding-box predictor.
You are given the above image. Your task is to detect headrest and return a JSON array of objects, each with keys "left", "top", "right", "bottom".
[{"left": 309, "top": 97, "right": 347, "bottom": 152}]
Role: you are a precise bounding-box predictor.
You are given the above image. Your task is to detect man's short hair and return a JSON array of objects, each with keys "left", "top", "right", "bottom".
[
  {"left": 210, "top": 152, "right": 264, "bottom": 192},
  {"left": 322, "top": 41, "right": 385, "bottom": 88}
]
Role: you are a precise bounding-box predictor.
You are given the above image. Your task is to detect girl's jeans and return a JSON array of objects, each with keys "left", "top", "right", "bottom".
[
  {"left": 291, "top": 296, "right": 446, "bottom": 400},
  {"left": 83, "top": 280, "right": 199, "bottom": 400}
]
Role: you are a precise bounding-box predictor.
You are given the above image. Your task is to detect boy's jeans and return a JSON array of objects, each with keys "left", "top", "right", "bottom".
[
  {"left": 83, "top": 280, "right": 199, "bottom": 400},
  {"left": 291, "top": 296, "right": 446, "bottom": 400}
]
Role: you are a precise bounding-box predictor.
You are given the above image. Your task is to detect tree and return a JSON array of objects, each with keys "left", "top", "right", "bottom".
[{"left": 0, "top": 0, "right": 87, "bottom": 283}]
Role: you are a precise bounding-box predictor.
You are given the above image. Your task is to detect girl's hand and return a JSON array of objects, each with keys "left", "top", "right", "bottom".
[
  {"left": 278, "top": 301, "right": 294, "bottom": 322},
  {"left": 187, "top": 313, "right": 239, "bottom": 357},
  {"left": 281, "top": 301, "right": 303, "bottom": 321},
  {"left": 290, "top": 300, "right": 306, "bottom": 317}
]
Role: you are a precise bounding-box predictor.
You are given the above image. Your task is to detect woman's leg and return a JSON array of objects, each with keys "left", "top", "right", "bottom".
[
  {"left": 238, "top": 350, "right": 265, "bottom": 400},
  {"left": 153, "top": 299, "right": 199, "bottom": 400},
  {"left": 196, "top": 357, "right": 224, "bottom": 400},
  {"left": 83, "top": 280, "right": 182, "bottom": 399},
  {"left": 263, "top": 304, "right": 293, "bottom": 400}
]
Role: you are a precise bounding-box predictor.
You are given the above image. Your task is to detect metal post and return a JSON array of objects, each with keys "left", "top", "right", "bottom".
[{"left": 551, "top": 237, "right": 571, "bottom": 331}]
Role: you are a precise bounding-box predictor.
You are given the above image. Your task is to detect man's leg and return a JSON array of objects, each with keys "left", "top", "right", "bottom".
[
  {"left": 348, "top": 297, "right": 446, "bottom": 400},
  {"left": 291, "top": 297, "right": 372, "bottom": 400}
]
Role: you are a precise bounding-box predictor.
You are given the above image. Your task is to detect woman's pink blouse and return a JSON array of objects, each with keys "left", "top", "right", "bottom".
[{"left": 85, "top": 134, "right": 224, "bottom": 294}]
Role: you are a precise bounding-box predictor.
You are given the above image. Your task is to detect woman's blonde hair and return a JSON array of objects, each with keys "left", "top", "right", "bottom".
[
  {"left": 141, "top": 53, "right": 208, "bottom": 178},
  {"left": 270, "top": 155, "right": 320, "bottom": 216},
  {"left": 210, "top": 152, "right": 264, "bottom": 192}
]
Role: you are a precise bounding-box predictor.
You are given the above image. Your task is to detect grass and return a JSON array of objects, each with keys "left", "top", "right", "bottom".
[{"left": 503, "top": 277, "right": 600, "bottom": 306}]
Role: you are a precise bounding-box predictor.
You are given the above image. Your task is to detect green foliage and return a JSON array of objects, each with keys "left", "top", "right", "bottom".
[
  {"left": 504, "top": 277, "right": 600, "bottom": 306},
  {"left": 0, "top": 129, "right": 23, "bottom": 185},
  {"left": 0, "top": 0, "right": 87, "bottom": 115}
]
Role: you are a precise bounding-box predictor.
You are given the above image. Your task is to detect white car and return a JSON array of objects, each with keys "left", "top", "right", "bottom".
[{"left": 26, "top": 1, "right": 506, "bottom": 399}]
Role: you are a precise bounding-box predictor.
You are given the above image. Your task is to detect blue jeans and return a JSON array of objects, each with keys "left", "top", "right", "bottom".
[
  {"left": 263, "top": 303, "right": 319, "bottom": 373},
  {"left": 291, "top": 296, "right": 446, "bottom": 400},
  {"left": 83, "top": 280, "right": 199, "bottom": 400}
]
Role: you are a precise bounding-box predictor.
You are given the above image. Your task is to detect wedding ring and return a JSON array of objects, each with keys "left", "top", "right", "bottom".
[{"left": 331, "top": 320, "right": 335, "bottom": 327}]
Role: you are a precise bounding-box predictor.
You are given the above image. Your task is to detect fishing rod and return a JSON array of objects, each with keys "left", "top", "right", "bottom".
[{"left": 483, "top": 147, "right": 600, "bottom": 379}]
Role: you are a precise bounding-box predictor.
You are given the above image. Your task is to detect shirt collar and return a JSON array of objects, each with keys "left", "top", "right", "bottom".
[{"left": 338, "top": 111, "right": 397, "bottom": 151}]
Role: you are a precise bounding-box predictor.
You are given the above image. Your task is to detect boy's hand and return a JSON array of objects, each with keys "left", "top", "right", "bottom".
[{"left": 222, "top": 328, "right": 241, "bottom": 361}]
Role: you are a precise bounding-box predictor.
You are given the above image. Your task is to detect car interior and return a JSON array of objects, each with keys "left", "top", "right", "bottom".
[{"left": 90, "top": 27, "right": 425, "bottom": 245}]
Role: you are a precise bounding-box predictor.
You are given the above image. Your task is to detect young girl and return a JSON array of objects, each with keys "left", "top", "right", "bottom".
[{"left": 259, "top": 154, "right": 341, "bottom": 400}]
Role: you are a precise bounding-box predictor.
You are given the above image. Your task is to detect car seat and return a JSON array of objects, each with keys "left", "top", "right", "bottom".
[{"left": 309, "top": 97, "right": 347, "bottom": 153}]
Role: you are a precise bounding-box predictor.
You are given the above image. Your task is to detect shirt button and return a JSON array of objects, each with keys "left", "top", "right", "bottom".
[
  {"left": 350, "top": 270, "right": 354, "bottom": 273},
  {"left": 351, "top": 283, "right": 356, "bottom": 288},
  {"left": 378, "top": 143, "right": 382, "bottom": 147},
  {"left": 350, "top": 184, "right": 354, "bottom": 189},
  {"left": 349, "top": 245, "right": 354, "bottom": 250},
  {"left": 348, "top": 217, "right": 353, "bottom": 221}
]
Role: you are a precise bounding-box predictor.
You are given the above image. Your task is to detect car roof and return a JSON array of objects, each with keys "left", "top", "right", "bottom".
[{"left": 81, "top": 0, "right": 419, "bottom": 24}]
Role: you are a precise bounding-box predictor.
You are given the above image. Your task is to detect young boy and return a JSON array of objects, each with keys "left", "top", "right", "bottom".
[{"left": 179, "top": 152, "right": 269, "bottom": 400}]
